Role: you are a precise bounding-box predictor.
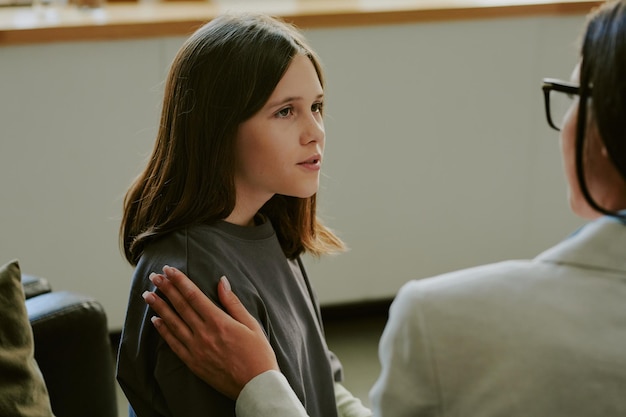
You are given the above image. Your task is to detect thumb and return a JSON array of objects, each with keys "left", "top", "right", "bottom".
[{"left": 217, "top": 276, "right": 262, "bottom": 332}]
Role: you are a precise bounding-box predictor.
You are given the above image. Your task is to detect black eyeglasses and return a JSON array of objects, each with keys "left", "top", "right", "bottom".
[{"left": 541, "top": 78, "right": 585, "bottom": 131}]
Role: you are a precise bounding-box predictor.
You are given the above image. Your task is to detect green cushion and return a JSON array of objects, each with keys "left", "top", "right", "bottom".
[{"left": 0, "top": 260, "right": 54, "bottom": 417}]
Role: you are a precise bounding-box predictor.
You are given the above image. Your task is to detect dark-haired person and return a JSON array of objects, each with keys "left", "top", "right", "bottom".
[
  {"left": 142, "top": 1, "right": 626, "bottom": 416},
  {"left": 116, "top": 12, "right": 370, "bottom": 417}
]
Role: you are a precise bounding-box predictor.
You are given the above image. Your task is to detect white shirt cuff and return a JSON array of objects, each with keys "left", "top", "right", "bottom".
[{"left": 235, "top": 370, "right": 309, "bottom": 417}]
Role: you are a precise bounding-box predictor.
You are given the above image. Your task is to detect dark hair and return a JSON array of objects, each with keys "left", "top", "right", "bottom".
[
  {"left": 120, "top": 13, "right": 344, "bottom": 265},
  {"left": 577, "top": 0, "right": 626, "bottom": 215}
]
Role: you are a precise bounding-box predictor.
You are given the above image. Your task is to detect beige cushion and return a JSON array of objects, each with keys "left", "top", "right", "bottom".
[{"left": 0, "top": 259, "right": 54, "bottom": 417}]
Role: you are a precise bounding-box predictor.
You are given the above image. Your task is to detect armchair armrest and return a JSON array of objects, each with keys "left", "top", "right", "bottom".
[
  {"left": 26, "top": 291, "right": 118, "bottom": 417},
  {"left": 21, "top": 274, "right": 51, "bottom": 299}
]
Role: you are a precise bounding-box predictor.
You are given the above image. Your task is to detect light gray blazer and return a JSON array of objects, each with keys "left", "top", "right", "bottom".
[
  {"left": 235, "top": 216, "right": 626, "bottom": 417},
  {"left": 370, "top": 215, "right": 626, "bottom": 416}
]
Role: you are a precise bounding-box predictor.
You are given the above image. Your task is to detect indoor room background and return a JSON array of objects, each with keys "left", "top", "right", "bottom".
[{"left": 0, "top": 10, "right": 586, "bottom": 332}]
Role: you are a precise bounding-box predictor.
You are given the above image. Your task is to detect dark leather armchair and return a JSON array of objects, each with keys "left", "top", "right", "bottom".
[{"left": 22, "top": 274, "right": 118, "bottom": 417}]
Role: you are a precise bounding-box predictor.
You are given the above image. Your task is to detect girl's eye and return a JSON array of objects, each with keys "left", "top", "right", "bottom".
[
  {"left": 312, "top": 102, "right": 324, "bottom": 113},
  {"left": 276, "top": 107, "right": 293, "bottom": 118}
]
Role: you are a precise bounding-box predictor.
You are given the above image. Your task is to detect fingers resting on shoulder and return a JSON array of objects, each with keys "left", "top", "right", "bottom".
[{"left": 140, "top": 266, "right": 281, "bottom": 399}]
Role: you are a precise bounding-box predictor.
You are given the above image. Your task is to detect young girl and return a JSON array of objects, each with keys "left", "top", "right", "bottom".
[{"left": 116, "top": 13, "right": 368, "bottom": 417}]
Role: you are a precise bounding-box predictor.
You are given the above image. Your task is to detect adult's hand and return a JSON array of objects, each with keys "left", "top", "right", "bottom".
[{"left": 142, "top": 266, "right": 279, "bottom": 399}]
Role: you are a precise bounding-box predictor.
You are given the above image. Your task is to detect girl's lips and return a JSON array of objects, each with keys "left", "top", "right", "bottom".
[{"left": 297, "top": 156, "right": 322, "bottom": 171}]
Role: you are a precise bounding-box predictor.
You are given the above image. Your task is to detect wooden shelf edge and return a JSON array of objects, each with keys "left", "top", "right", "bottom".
[{"left": 0, "top": 1, "right": 603, "bottom": 46}]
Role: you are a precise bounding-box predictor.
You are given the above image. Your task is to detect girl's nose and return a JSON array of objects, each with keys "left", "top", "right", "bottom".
[{"left": 301, "top": 114, "right": 324, "bottom": 145}]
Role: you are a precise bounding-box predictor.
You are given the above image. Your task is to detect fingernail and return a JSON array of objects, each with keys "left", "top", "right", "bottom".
[
  {"left": 220, "top": 276, "right": 231, "bottom": 292},
  {"left": 149, "top": 273, "right": 163, "bottom": 286},
  {"left": 150, "top": 316, "right": 161, "bottom": 328},
  {"left": 142, "top": 291, "right": 154, "bottom": 304},
  {"left": 163, "top": 265, "right": 175, "bottom": 276}
]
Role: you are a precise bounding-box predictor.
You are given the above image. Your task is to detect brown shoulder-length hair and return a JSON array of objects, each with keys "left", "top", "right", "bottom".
[{"left": 121, "top": 13, "right": 345, "bottom": 265}]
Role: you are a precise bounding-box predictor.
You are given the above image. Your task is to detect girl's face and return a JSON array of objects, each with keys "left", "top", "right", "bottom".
[
  {"left": 233, "top": 54, "right": 325, "bottom": 218},
  {"left": 560, "top": 63, "right": 626, "bottom": 218}
]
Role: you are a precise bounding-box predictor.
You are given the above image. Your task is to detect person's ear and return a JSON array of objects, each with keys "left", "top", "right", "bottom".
[
  {"left": 587, "top": 120, "right": 609, "bottom": 159},
  {"left": 600, "top": 142, "right": 609, "bottom": 158}
]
